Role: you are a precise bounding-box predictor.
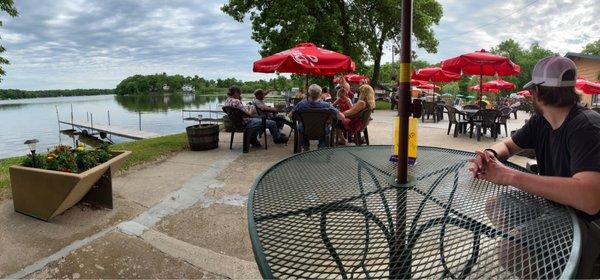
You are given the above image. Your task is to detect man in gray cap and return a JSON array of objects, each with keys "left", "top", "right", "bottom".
[{"left": 470, "top": 55, "right": 600, "bottom": 277}]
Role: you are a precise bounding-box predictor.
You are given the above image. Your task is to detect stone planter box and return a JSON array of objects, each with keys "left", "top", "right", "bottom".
[{"left": 9, "top": 150, "right": 131, "bottom": 221}]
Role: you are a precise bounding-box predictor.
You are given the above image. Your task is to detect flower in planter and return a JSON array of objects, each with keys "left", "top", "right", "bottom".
[{"left": 22, "top": 143, "right": 113, "bottom": 173}]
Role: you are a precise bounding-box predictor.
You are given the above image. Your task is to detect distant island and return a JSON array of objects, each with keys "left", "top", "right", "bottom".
[{"left": 0, "top": 88, "right": 115, "bottom": 100}]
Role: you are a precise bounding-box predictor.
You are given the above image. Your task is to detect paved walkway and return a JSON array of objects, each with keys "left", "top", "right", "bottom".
[{"left": 0, "top": 110, "right": 531, "bottom": 279}]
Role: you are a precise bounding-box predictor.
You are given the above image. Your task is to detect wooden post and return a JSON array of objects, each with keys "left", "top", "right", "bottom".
[
  {"left": 107, "top": 110, "right": 111, "bottom": 126},
  {"left": 90, "top": 113, "right": 94, "bottom": 130},
  {"left": 138, "top": 111, "right": 142, "bottom": 131},
  {"left": 70, "top": 104, "right": 74, "bottom": 130},
  {"left": 55, "top": 106, "right": 60, "bottom": 131}
]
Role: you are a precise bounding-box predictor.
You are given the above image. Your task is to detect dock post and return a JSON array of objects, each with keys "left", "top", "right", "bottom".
[
  {"left": 87, "top": 112, "right": 89, "bottom": 122},
  {"left": 107, "top": 110, "right": 111, "bottom": 126},
  {"left": 138, "top": 111, "right": 142, "bottom": 131},
  {"left": 91, "top": 113, "right": 94, "bottom": 131},
  {"left": 55, "top": 106, "right": 60, "bottom": 131},
  {"left": 70, "top": 104, "right": 74, "bottom": 130}
]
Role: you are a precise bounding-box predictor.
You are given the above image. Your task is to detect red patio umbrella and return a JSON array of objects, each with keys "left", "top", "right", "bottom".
[
  {"left": 333, "top": 73, "right": 368, "bottom": 84},
  {"left": 411, "top": 79, "right": 429, "bottom": 86},
  {"left": 469, "top": 85, "right": 499, "bottom": 93},
  {"left": 412, "top": 67, "right": 461, "bottom": 82},
  {"left": 517, "top": 90, "right": 532, "bottom": 97},
  {"left": 441, "top": 49, "right": 520, "bottom": 101},
  {"left": 576, "top": 77, "right": 600, "bottom": 95},
  {"left": 417, "top": 83, "right": 441, "bottom": 90},
  {"left": 253, "top": 42, "right": 355, "bottom": 76},
  {"left": 481, "top": 78, "right": 516, "bottom": 91}
]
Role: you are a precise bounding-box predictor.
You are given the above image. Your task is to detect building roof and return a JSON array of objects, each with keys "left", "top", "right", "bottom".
[{"left": 565, "top": 52, "right": 600, "bottom": 61}]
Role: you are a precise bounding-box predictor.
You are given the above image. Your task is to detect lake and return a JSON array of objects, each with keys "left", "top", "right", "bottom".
[{"left": 0, "top": 93, "right": 242, "bottom": 159}]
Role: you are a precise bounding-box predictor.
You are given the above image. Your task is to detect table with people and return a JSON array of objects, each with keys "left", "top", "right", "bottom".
[{"left": 220, "top": 77, "right": 376, "bottom": 153}]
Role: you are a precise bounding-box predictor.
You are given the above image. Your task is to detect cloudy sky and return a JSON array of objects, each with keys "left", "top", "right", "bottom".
[{"left": 0, "top": 0, "right": 598, "bottom": 90}]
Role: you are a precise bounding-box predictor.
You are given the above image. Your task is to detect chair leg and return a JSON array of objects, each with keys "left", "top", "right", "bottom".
[
  {"left": 477, "top": 126, "right": 482, "bottom": 142},
  {"left": 504, "top": 124, "right": 508, "bottom": 137},
  {"left": 447, "top": 122, "right": 452, "bottom": 135},
  {"left": 453, "top": 124, "right": 459, "bottom": 137},
  {"left": 230, "top": 132, "right": 234, "bottom": 150},
  {"left": 364, "top": 128, "right": 369, "bottom": 145},
  {"left": 242, "top": 130, "right": 249, "bottom": 153},
  {"left": 355, "top": 132, "right": 362, "bottom": 146},
  {"left": 264, "top": 128, "right": 268, "bottom": 150}
]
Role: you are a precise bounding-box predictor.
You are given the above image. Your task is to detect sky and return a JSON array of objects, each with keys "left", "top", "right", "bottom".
[{"left": 0, "top": 0, "right": 598, "bottom": 90}]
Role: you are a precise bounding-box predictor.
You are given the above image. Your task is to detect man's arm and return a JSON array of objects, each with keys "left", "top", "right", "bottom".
[
  {"left": 470, "top": 138, "right": 522, "bottom": 177},
  {"left": 476, "top": 152, "right": 600, "bottom": 215}
]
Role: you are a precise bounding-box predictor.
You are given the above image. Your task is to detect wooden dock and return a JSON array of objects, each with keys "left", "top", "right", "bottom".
[{"left": 59, "top": 120, "right": 160, "bottom": 140}]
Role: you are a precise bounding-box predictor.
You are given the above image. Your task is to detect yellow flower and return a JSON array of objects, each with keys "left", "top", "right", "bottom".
[{"left": 76, "top": 147, "right": 85, "bottom": 152}]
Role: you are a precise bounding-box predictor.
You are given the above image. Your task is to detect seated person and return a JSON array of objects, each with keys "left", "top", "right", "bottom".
[
  {"left": 337, "top": 84, "right": 376, "bottom": 144},
  {"left": 470, "top": 56, "right": 600, "bottom": 278},
  {"left": 290, "top": 84, "right": 345, "bottom": 150},
  {"left": 321, "top": 87, "right": 332, "bottom": 102},
  {"left": 293, "top": 88, "right": 305, "bottom": 100},
  {"left": 332, "top": 88, "right": 352, "bottom": 112},
  {"left": 253, "top": 89, "right": 293, "bottom": 129},
  {"left": 223, "top": 86, "right": 288, "bottom": 147}
]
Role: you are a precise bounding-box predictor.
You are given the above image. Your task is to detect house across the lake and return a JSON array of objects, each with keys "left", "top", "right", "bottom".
[{"left": 566, "top": 52, "right": 600, "bottom": 107}]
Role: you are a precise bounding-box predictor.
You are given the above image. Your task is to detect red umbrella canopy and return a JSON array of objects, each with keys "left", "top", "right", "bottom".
[
  {"left": 576, "top": 77, "right": 600, "bottom": 95},
  {"left": 417, "top": 83, "right": 441, "bottom": 90},
  {"left": 333, "top": 73, "right": 368, "bottom": 84},
  {"left": 517, "top": 90, "right": 532, "bottom": 97},
  {"left": 411, "top": 79, "right": 429, "bottom": 86},
  {"left": 481, "top": 78, "right": 516, "bottom": 90},
  {"left": 412, "top": 67, "right": 461, "bottom": 82},
  {"left": 469, "top": 85, "right": 500, "bottom": 93},
  {"left": 253, "top": 42, "right": 355, "bottom": 76},
  {"left": 441, "top": 49, "right": 521, "bottom": 76}
]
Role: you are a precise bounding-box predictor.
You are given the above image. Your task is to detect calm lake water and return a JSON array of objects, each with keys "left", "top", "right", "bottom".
[{"left": 0, "top": 93, "right": 235, "bottom": 159}]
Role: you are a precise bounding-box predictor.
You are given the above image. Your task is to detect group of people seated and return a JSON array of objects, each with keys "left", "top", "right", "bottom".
[{"left": 222, "top": 77, "right": 376, "bottom": 151}]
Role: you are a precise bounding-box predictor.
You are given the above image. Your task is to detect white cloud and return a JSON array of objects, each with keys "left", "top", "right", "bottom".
[{"left": 0, "top": 0, "right": 598, "bottom": 89}]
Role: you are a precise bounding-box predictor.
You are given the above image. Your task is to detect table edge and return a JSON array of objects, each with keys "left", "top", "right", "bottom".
[{"left": 246, "top": 145, "right": 582, "bottom": 279}]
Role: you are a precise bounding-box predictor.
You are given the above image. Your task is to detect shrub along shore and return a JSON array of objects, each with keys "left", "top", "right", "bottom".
[{"left": 0, "top": 133, "right": 189, "bottom": 199}]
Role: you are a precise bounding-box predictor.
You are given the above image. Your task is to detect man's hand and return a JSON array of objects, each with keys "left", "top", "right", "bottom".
[{"left": 469, "top": 150, "right": 516, "bottom": 186}]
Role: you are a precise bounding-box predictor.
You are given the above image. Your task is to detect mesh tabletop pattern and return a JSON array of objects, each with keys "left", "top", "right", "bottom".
[{"left": 248, "top": 146, "right": 581, "bottom": 279}]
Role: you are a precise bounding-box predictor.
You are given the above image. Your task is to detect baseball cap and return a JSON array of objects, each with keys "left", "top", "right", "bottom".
[{"left": 523, "top": 55, "right": 577, "bottom": 89}]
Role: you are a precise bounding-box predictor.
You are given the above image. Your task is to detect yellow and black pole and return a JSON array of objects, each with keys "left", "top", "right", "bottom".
[
  {"left": 391, "top": 0, "right": 413, "bottom": 278},
  {"left": 396, "top": 0, "right": 412, "bottom": 184}
]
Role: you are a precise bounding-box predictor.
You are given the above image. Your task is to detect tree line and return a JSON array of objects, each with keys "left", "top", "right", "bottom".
[{"left": 0, "top": 88, "right": 114, "bottom": 100}]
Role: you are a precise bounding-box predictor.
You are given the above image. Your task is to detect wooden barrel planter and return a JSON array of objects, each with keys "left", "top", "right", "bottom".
[
  {"left": 223, "top": 115, "right": 233, "bottom": 132},
  {"left": 186, "top": 124, "right": 219, "bottom": 151}
]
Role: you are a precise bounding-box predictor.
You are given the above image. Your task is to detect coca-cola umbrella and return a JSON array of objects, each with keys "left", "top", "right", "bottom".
[
  {"left": 411, "top": 79, "right": 429, "bottom": 86},
  {"left": 469, "top": 85, "right": 500, "bottom": 94},
  {"left": 412, "top": 67, "right": 461, "bottom": 82},
  {"left": 333, "top": 73, "right": 368, "bottom": 84},
  {"left": 482, "top": 78, "right": 516, "bottom": 91},
  {"left": 417, "top": 83, "right": 441, "bottom": 91},
  {"left": 442, "top": 49, "right": 520, "bottom": 102},
  {"left": 576, "top": 77, "right": 600, "bottom": 95},
  {"left": 253, "top": 42, "right": 355, "bottom": 76},
  {"left": 517, "top": 90, "right": 532, "bottom": 97}
]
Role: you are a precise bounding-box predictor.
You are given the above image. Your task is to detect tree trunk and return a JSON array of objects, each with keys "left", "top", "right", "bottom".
[
  {"left": 335, "top": 0, "right": 352, "bottom": 55},
  {"left": 371, "top": 38, "right": 386, "bottom": 86}
]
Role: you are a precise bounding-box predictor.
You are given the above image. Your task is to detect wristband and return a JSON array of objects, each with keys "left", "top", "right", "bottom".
[{"left": 484, "top": 148, "right": 499, "bottom": 158}]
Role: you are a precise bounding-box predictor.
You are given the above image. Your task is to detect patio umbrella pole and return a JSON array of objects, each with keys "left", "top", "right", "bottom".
[
  {"left": 479, "top": 66, "right": 483, "bottom": 106},
  {"left": 391, "top": 0, "right": 412, "bottom": 278}
]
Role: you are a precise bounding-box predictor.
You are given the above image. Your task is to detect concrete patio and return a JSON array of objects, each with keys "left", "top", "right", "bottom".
[{"left": 0, "top": 109, "right": 532, "bottom": 279}]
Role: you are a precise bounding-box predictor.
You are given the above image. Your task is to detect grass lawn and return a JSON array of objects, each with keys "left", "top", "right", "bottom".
[
  {"left": 375, "top": 100, "right": 392, "bottom": 110},
  {"left": 0, "top": 133, "right": 189, "bottom": 193}
]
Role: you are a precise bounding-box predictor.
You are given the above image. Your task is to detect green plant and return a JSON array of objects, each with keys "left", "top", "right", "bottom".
[{"left": 21, "top": 143, "right": 114, "bottom": 173}]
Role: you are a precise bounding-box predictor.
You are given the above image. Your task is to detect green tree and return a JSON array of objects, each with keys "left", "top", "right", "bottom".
[
  {"left": 354, "top": 0, "right": 442, "bottom": 85},
  {"left": 491, "top": 39, "right": 555, "bottom": 89},
  {"left": 0, "top": 0, "right": 18, "bottom": 80},
  {"left": 222, "top": 0, "right": 442, "bottom": 86},
  {"left": 581, "top": 39, "right": 600, "bottom": 56}
]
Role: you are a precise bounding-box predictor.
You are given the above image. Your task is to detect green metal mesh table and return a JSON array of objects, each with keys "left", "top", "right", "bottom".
[{"left": 248, "top": 146, "right": 582, "bottom": 279}]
